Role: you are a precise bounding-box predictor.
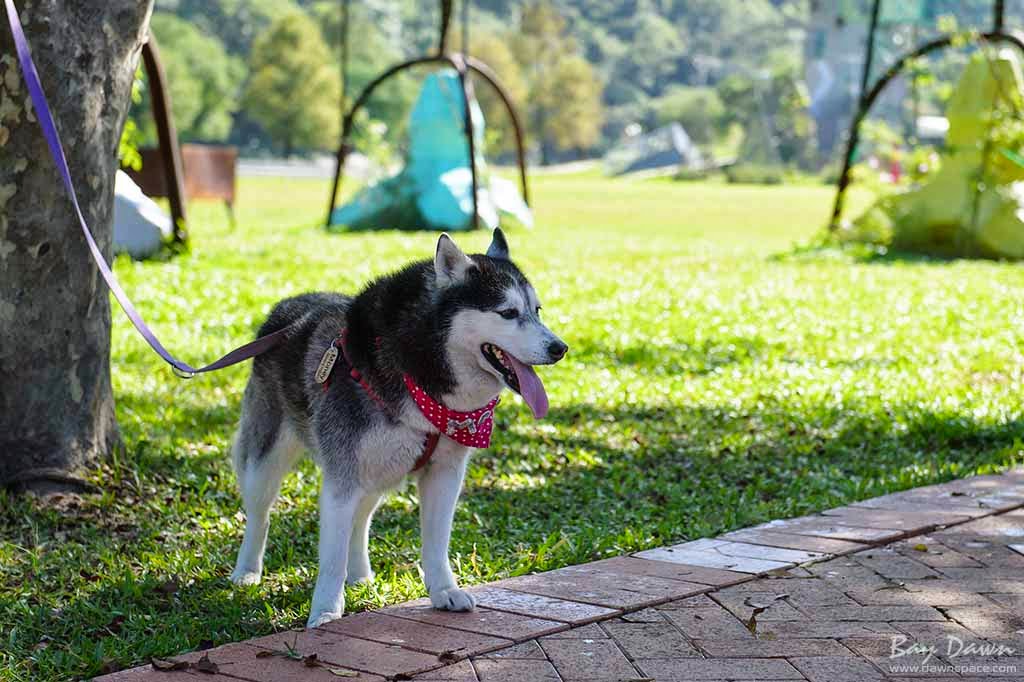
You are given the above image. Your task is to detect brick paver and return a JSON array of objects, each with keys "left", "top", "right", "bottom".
[
  {"left": 474, "top": 640, "right": 546, "bottom": 659},
  {"left": 494, "top": 564, "right": 709, "bottom": 610},
  {"left": 96, "top": 470, "right": 1024, "bottom": 681},
  {"left": 636, "top": 657, "right": 804, "bottom": 680},
  {"left": 539, "top": 637, "right": 640, "bottom": 680},
  {"left": 382, "top": 600, "right": 569, "bottom": 641},
  {"left": 585, "top": 555, "right": 749, "bottom": 586},
  {"left": 413, "top": 659, "right": 478, "bottom": 680},
  {"left": 471, "top": 658, "right": 561, "bottom": 681},
  {"left": 635, "top": 542, "right": 797, "bottom": 573},
  {"left": 246, "top": 628, "right": 440, "bottom": 678},
  {"left": 467, "top": 586, "right": 619, "bottom": 624},
  {"left": 322, "top": 611, "right": 511, "bottom": 657},
  {"left": 601, "top": 620, "right": 701, "bottom": 658},
  {"left": 720, "top": 528, "right": 868, "bottom": 555}
]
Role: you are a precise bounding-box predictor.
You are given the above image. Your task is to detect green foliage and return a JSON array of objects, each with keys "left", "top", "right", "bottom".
[
  {"left": 608, "top": 12, "right": 685, "bottom": 97},
  {"left": 537, "top": 55, "right": 604, "bottom": 153},
  {"left": 118, "top": 75, "right": 144, "bottom": 171},
  {"left": 724, "top": 162, "right": 785, "bottom": 185},
  {"left": 570, "top": 0, "right": 806, "bottom": 139},
  {"left": 511, "top": 0, "right": 604, "bottom": 161},
  {"left": 157, "top": 0, "right": 301, "bottom": 57},
  {"left": 149, "top": 0, "right": 816, "bottom": 157},
  {"left": 137, "top": 13, "right": 245, "bottom": 144},
  {"left": 844, "top": 49, "right": 1024, "bottom": 259},
  {"left": 148, "top": 0, "right": 1024, "bottom": 159},
  {"left": 242, "top": 12, "right": 341, "bottom": 155},
  {"left": 672, "top": 165, "right": 709, "bottom": 181},
  {"left": 4, "top": 174, "right": 1024, "bottom": 679},
  {"left": 469, "top": 31, "right": 529, "bottom": 155},
  {"left": 717, "top": 58, "right": 817, "bottom": 169},
  {"left": 654, "top": 86, "right": 725, "bottom": 146},
  {"left": 308, "top": 0, "right": 416, "bottom": 144}
]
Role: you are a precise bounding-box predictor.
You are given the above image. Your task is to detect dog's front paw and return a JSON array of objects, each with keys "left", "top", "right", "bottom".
[
  {"left": 230, "top": 568, "right": 262, "bottom": 586},
  {"left": 307, "top": 611, "right": 344, "bottom": 628},
  {"left": 430, "top": 587, "right": 476, "bottom": 612}
]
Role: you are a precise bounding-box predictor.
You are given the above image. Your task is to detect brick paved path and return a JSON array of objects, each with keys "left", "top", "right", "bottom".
[{"left": 98, "top": 470, "right": 1024, "bottom": 681}]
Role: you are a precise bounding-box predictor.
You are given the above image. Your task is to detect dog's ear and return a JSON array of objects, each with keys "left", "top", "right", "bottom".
[
  {"left": 434, "top": 233, "right": 476, "bottom": 287},
  {"left": 486, "top": 227, "right": 510, "bottom": 260}
]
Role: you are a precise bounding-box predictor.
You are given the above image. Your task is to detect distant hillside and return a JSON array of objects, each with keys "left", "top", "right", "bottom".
[{"left": 147, "top": 0, "right": 1020, "bottom": 161}]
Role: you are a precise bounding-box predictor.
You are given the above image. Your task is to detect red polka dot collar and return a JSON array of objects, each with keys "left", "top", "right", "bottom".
[
  {"left": 403, "top": 375, "right": 500, "bottom": 449},
  {"left": 316, "top": 328, "right": 500, "bottom": 453}
]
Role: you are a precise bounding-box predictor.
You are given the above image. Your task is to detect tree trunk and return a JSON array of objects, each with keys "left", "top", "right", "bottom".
[{"left": 0, "top": 0, "right": 154, "bottom": 491}]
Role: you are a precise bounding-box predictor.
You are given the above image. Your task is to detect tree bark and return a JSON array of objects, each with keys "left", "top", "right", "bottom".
[{"left": 0, "top": 0, "right": 153, "bottom": 490}]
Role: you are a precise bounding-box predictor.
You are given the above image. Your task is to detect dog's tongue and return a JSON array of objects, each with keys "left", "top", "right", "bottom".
[{"left": 507, "top": 354, "right": 549, "bottom": 419}]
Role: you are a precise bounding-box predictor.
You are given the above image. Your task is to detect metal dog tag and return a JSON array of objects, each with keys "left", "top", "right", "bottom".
[
  {"left": 315, "top": 345, "right": 339, "bottom": 383},
  {"left": 446, "top": 417, "right": 475, "bottom": 435}
]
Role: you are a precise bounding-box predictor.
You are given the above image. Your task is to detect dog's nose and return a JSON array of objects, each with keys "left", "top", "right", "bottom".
[{"left": 548, "top": 340, "right": 568, "bottom": 361}]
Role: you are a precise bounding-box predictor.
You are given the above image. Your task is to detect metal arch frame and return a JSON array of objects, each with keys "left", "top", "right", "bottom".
[
  {"left": 140, "top": 38, "right": 189, "bottom": 245},
  {"left": 829, "top": 0, "right": 1024, "bottom": 230},
  {"left": 324, "top": 1, "right": 530, "bottom": 229}
]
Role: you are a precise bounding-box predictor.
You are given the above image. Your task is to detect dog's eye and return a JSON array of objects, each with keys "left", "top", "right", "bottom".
[{"left": 498, "top": 308, "right": 519, "bottom": 320}]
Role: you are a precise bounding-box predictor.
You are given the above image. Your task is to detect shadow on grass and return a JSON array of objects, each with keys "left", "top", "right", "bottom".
[
  {"left": 772, "top": 236, "right": 1006, "bottom": 266},
  {"left": 9, "top": 393, "right": 1023, "bottom": 679},
  {"left": 571, "top": 335, "right": 775, "bottom": 375}
]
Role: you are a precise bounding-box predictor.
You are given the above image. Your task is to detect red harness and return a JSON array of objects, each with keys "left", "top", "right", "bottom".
[{"left": 317, "top": 330, "right": 499, "bottom": 472}]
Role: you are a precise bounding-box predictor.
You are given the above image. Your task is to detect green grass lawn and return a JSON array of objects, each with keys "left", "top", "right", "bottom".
[{"left": 3, "top": 173, "right": 1024, "bottom": 680}]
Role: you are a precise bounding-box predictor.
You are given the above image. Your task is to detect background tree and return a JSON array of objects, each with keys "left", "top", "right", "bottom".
[
  {"left": 0, "top": 0, "right": 154, "bottom": 490},
  {"left": 144, "top": 0, "right": 1024, "bottom": 158},
  {"left": 512, "top": 0, "right": 604, "bottom": 163},
  {"left": 468, "top": 31, "right": 528, "bottom": 155},
  {"left": 242, "top": 12, "right": 341, "bottom": 155},
  {"left": 654, "top": 86, "right": 726, "bottom": 146},
  {"left": 133, "top": 12, "right": 243, "bottom": 144},
  {"left": 158, "top": 0, "right": 300, "bottom": 58},
  {"left": 309, "top": 0, "right": 415, "bottom": 147},
  {"left": 533, "top": 55, "right": 603, "bottom": 160},
  {"left": 717, "top": 58, "right": 817, "bottom": 169}
]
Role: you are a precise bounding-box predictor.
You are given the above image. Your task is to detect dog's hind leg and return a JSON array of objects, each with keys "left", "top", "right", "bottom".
[
  {"left": 346, "top": 492, "right": 381, "bottom": 585},
  {"left": 308, "top": 480, "right": 361, "bottom": 628},
  {"left": 230, "top": 404, "right": 304, "bottom": 586},
  {"left": 417, "top": 449, "right": 475, "bottom": 611}
]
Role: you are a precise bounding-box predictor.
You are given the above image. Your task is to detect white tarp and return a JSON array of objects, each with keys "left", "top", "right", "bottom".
[
  {"left": 604, "top": 123, "right": 704, "bottom": 176},
  {"left": 113, "top": 170, "right": 173, "bottom": 259}
]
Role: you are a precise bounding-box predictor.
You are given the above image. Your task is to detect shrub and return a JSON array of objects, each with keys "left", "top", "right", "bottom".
[
  {"left": 725, "top": 163, "right": 785, "bottom": 185},
  {"left": 654, "top": 86, "right": 726, "bottom": 146}
]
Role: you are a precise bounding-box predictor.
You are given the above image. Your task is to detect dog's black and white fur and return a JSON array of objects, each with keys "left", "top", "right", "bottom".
[{"left": 229, "top": 229, "right": 567, "bottom": 627}]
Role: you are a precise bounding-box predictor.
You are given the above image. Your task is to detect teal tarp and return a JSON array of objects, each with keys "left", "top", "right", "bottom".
[{"left": 330, "top": 70, "right": 532, "bottom": 232}]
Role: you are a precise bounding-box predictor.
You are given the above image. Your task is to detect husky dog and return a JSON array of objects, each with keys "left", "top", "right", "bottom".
[{"left": 229, "top": 229, "right": 567, "bottom": 628}]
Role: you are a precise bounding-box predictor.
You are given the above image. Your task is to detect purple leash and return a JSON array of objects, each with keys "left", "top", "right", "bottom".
[{"left": 4, "top": 0, "right": 287, "bottom": 378}]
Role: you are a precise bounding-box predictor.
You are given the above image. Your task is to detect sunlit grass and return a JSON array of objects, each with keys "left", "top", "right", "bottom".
[{"left": 2, "top": 173, "right": 1023, "bottom": 680}]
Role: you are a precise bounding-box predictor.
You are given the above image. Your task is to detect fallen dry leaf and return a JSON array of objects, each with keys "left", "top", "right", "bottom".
[
  {"left": 743, "top": 594, "right": 788, "bottom": 634},
  {"left": 745, "top": 606, "right": 767, "bottom": 634},
  {"left": 150, "top": 657, "right": 188, "bottom": 672}
]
